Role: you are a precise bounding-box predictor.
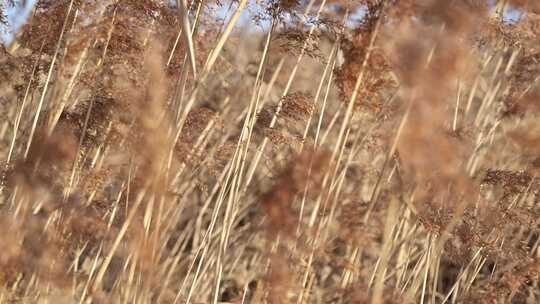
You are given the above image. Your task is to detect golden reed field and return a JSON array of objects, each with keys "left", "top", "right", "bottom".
[{"left": 0, "top": 0, "right": 540, "bottom": 303}]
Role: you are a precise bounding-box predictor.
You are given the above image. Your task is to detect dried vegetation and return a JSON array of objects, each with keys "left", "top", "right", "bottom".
[{"left": 0, "top": 0, "right": 540, "bottom": 303}]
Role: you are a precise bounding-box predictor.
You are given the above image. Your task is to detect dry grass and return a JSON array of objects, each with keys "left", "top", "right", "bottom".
[{"left": 0, "top": 0, "right": 539, "bottom": 303}]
